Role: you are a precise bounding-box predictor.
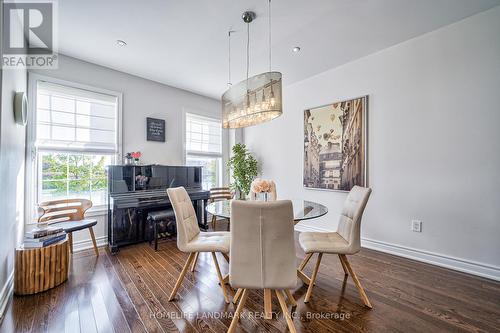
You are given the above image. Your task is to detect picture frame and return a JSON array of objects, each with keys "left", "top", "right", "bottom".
[{"left": 303, "top": 95, "right": 368, "bottom": 191}]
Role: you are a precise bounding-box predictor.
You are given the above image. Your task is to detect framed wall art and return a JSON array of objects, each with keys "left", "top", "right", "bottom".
[{"left": 303, "top": 95, "right": 368, "bottom": 191}]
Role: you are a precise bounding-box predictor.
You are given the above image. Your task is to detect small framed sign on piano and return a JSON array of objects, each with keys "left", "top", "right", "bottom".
[{"left": 146, "top": 117, "right": 166, "bottom": 142}]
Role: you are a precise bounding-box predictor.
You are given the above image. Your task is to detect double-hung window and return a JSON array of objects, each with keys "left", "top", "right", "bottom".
[
  {"left": 28, "top": 76, "right": 121, "bottom": 217},
  {"left": 185, "top": 113, "right": 222, "bottom": 190}
]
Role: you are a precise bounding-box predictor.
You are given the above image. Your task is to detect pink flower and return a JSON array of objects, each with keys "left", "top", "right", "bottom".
[{"left": 251, "top": 178, "right": 272, "bottom": 193}]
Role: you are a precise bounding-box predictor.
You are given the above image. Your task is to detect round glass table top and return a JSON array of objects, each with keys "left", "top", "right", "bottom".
[{"left": 206, "top": 199, "right": 328, "bottom": 222}]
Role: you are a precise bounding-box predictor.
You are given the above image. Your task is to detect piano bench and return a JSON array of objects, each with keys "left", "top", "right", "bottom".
[{"left": 147, "top": 210, "right": 176, "bottom": 251}]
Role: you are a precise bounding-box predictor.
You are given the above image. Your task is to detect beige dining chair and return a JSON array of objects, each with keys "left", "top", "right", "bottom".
[
  {"left": 297, "top": 186, "right": 373, "bottom": 308},
  {"left": 228, "top": 200, "right": 297, "bottom": 333},
  {"left": 167, "top": 187, "right": 231, "bottom": 303},
  {"left": 190, "top": 187, "right": 233, "bottom": 272},
  {"left": 249, "top": 179, "right": 277, "bottom": 201}
]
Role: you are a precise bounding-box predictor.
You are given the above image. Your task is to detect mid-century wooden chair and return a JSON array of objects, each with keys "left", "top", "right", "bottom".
[
  {"left": 297, "top": 186, "right": 372, "bottom": 307},
  {"left": 38, "top": 199, "right": 99, "bottom": 256},
  {"left": 209, "top": 187, "right": 233, "bottom": 230},
  {"left": 167, "top": 187, "right": 231, "bottom": 303}
]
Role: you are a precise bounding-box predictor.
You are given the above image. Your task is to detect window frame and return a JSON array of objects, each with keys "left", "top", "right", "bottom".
[
  {"left": 26, "top": 73, "right": 123, "bottom": 224},
  {"left": 183, "top": 109, "right": 227, "bottom": 189}
]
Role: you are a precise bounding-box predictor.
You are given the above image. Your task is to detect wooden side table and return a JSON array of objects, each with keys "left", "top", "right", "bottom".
[{"left": 14, "top": 238, "right": 70, "bottom": 295}]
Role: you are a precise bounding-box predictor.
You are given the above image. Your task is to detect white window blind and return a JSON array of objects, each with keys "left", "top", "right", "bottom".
[
  {"left": 186, "top": 113, "right": 222, "bottom": 155},
  {"left": 36, "top": 81, "right": 119, "bottom": 153}
]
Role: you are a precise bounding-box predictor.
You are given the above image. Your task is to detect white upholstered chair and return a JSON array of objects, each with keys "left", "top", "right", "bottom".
[
  {"left": 249, "top": 179, "right": 278, "bottom": 201},
  {"left": 166, "top": 187, "right": 231, "bottom": 303},
  {"left": 297, "top": 186, "right": 373, "bottom": 308},
  {"left": 228, "top": 200, "right": 297, "bottom": 333}
]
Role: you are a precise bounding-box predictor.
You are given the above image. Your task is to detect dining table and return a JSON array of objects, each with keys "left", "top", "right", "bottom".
[
  {"left": 205, "top": 199, "right": 328, "bottom": 224},
  {"left": 205, "top": 198, "right": 328, "bottom": 319}
]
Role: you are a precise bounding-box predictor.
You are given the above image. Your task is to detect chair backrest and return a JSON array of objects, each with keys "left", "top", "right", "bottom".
[
  {"left": 230, "top": 200, "right": 296, "bottom": 289},
  {"left": 167, "top": 187, "right": 200, "bottom": 252},
  {"left": 38, "top": 199, "right": 92, "bottom": 223},
  {"left": 210, "top": 187, "right": 233, "bottom": 202},
  {"left": 336, "top": 186, "right": 372, "bottom": 254},
  {"left": 249, "top": 179, "right": 277, "bottom": 201}
]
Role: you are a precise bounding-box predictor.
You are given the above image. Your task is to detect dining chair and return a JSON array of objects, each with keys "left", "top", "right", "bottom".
[
  {"left": 38, "top": 199, "right": 99, "bottom": 256},
  {"left": 249, "top": 179, "right": 278, "bottom": 201},
  {"left": 209, "top": 187, "right": 233, "bottom": 231},
  {"left": 228, "top": 200, "right": 297, "bottom": 333},
  {"left": 297, "top": 186, "right": 372, "bottom": 308},
  {"left": 167, "top": 187, "right": 231, "bottom": 303}
]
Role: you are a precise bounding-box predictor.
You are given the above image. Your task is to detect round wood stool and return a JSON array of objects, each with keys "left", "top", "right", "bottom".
[{"left": 14, "top": 238, "right": 70, "bottom": 295}]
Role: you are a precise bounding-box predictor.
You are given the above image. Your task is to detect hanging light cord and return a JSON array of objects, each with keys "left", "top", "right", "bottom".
[
  {"left": 246, "top": 21, "right": 250, "bottom": 83},
  {"left": 269, "top": 0, "right": 272, "bottom": 73},
  {"left": 228, "top": 30, "right": 232, "bottom": 86}
]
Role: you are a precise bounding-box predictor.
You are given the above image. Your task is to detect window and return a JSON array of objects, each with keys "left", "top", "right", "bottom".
[
  {"left": 185, "top": 113, "right": 222, "bottom": 189},
  {"left": 28, "top": 76, "right": 121, "bottom": 216}
]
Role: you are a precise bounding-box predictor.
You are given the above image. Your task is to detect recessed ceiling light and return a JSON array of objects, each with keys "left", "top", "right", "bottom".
[
  {"left": 292, "top": 46, "right": 301, "bottom": 53},
  {"left": 116, "top": 40, "right": 127, "bottom": 47}
]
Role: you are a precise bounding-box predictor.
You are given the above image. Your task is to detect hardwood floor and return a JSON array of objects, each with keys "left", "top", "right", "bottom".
[{"left": 2, "top": 227, "right": 500, "bottom": 332}]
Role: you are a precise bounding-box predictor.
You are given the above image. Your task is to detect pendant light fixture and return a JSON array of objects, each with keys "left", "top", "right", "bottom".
[{"left": 222, "top": 0, "right": 282, "bottom": 129}]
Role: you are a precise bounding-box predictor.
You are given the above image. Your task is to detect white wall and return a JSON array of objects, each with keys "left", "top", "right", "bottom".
[
  {"left": 244, "top": 7, "right": 500, "bottom": 280},
  {"left": 0, "top": 0, "right": 28, "bottom": 318},
  {"left": 31, "top": 55, "right": 222, "bottom": 165},
  {"left": 29, "top": 55, "right": 222, "bottom": 248}
]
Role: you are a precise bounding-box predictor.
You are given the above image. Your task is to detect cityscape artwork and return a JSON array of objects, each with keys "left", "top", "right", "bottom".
[{"left": 303, "top": 96, "right": 367, "bottom": 191}]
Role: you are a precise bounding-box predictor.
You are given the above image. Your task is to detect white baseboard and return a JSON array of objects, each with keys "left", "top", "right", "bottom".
[
  {"left": 0, "top": 272, "right": 14, "bottom": 321},
  {"left": 72, "top": 235, "right": 108, "bottom": 253},
  {"left": 361, "top": 238, "right": 500, "bottom": 282},
  {"left": 295, "top": 225, "right": 500, "bottom": 282}
]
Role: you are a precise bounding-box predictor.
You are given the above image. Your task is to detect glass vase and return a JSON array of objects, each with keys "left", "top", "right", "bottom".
[{"left": 257, "top": 192, "right": 269, "bottom": 202}]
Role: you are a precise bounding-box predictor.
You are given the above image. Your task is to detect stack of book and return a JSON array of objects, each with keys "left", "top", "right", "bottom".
[{"left": 23, "top": 226, "right": 66, "bottom": 248}]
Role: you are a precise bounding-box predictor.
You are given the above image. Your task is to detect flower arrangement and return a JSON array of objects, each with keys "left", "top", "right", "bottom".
[
  {"left": 125, "top": 151, "right": 142, "bottom": 165},
  {"left": 251, "top": 178, "right": 272, "bottom": 193}
]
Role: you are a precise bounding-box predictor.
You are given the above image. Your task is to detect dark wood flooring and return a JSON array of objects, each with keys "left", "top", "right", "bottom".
[{"left": 2, "top": 223, "right": 500, "bottom": 332}]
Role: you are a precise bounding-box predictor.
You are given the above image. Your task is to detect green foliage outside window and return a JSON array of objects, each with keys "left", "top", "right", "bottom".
[{"left": 41, "top": 153, "right": 108, "bottom": 202}]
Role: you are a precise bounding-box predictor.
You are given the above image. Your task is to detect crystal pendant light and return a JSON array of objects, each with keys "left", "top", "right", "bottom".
[{"left": 222, "top": 0, "right": 282, "bottom": 129}]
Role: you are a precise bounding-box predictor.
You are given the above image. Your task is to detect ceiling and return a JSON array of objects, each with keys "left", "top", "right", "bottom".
[{"left": 58, "top": 0, "right": 500, "bottom": 99}]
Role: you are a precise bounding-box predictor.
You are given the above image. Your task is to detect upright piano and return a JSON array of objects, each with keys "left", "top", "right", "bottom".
[{"left": 107, "top": 164, "right": 210, "bottom": 253}]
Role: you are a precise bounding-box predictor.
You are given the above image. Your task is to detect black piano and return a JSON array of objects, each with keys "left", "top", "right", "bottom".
[{"left": 107, "top": 164, "right": 210, "bottom": 253}]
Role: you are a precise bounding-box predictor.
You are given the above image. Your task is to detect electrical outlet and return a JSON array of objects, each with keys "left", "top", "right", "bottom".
[{"left": 411, "top": 220, "right": 422, "bottom": 232}]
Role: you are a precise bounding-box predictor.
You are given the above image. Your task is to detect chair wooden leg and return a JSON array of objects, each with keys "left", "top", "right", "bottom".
[
  {"left": 211, "top": 215, "right": 217, "bottom": 230},
  {"left": 88, "top": 227, "right": 99, "bottom": 256},
  {"left": 222, "top": 252, "right": 230, "bottom": 263},
  {"left": 297, "top": 269, "right": 312, "bottom": 285},
  {"left": 284, "top": 289, "right": 297, "bottom": 307},
  {"left": 275, "top": 290, "right": 297, "bottom": 333},
  {"left": 338, "top": 254, "right": 348, "bottom": 276},
  {"left": 211, "top": 252, "right": 229, "bottom": 303},
  {"left": 340, "top": 254, "right": 372, "bottom": 308},
  {"left": 264, "top": 288, "right": 272, "bottom": 319},
  {"left": 169, "top": 252, "right": 195, "bottom": 301},
  {"left": 190, "top": 252, "right": 199, "bottom": 272},
  {"left": 304, "top": 253, "right": 322, "bottom": 303},
  {"left": 68, "top": 232, "right": 73, "bottom": 254},
  {"left": 233, "top": 288, "right": 243, "bottom": 304},
  {"left": 298, "top": 253, "right": 313, "bottom": 271},
  {"left": 228, "top": 289, "right": 249, "bottom": 333}
]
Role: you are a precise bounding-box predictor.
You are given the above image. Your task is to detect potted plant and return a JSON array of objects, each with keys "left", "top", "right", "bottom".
[{"left": 227, "top": 143, "right": 258, "bottom": 199}]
